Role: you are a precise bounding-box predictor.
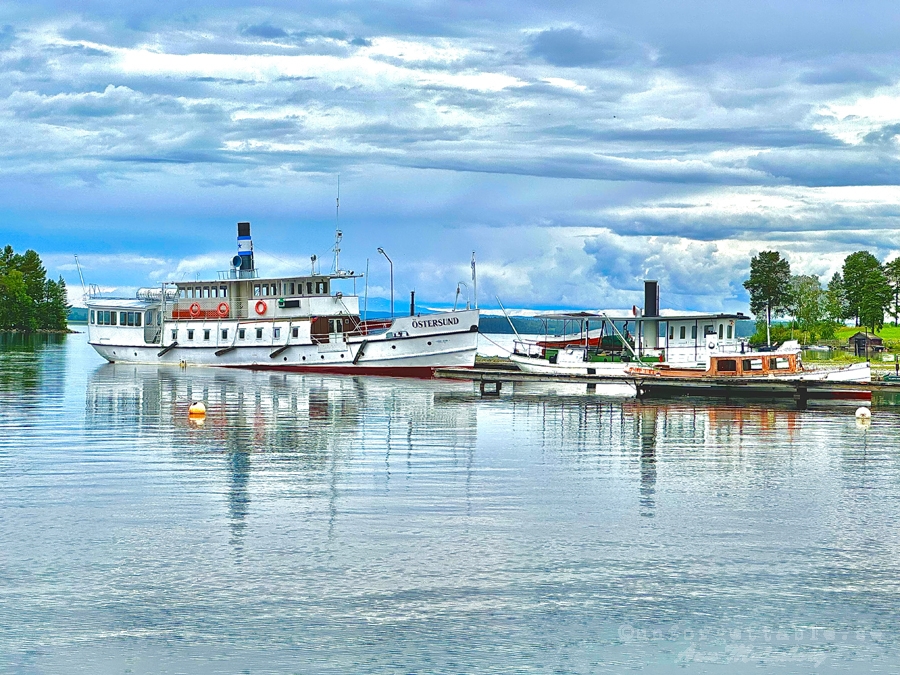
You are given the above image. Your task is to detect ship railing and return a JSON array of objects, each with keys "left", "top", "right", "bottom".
[
  {"left": 217, "top": 269, "right": 259, "bottom": 280},
  {"left": 513, "top": 340, "right": 543, "bottom": 357}
]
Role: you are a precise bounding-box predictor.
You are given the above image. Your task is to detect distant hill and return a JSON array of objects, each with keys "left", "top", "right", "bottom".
[{"left": 67, "top": 307, "right": 88, "bottom": 324}]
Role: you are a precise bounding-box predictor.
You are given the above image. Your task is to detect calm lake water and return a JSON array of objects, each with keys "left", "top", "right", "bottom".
[{"left": 2, "top": 331, "right": 900, "bottom": 674}]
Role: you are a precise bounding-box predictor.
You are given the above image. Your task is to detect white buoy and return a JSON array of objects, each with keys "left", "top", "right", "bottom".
[
  {"left": 855, "top": 407, "right": 871, "bottom": 419},
  {"left": 188, "top": 401, "right": 207, "bottom": 416}
]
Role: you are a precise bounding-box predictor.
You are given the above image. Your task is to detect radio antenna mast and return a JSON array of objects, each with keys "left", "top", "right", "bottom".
[{"left": 332, "top": 174, "right": 342, "bottom": 274}]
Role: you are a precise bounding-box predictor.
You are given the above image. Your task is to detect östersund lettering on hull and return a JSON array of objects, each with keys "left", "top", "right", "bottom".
[{"left": 411, "top": 317, "right": 459, "bottom": 329}]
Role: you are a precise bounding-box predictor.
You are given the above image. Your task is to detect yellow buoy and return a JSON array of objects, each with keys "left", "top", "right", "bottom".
[{"left": 188, "top": 401, "right": 207, "bottom": 417}]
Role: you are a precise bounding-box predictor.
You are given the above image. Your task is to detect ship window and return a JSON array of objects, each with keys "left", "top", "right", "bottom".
[
  {"left": 273, "top": 327, "right": 281, "bottom": 339},
  {"left": 90, "top": 310, "right": 95, "bottom": 324},
  {"left": 290, "top": 282, "right": 295, "bottom": 295},
  {"left": 704, "top": 324, "right": 714, "bottom": 335},
  {"left": 716, "top": 359, "right": 737, "bottom": 373},
  {"left": 110, "top": 311, "right": 116, "bottom": 326},
  {"left": 669, "top": 326, "right": 674, "bottom": 340},
  {"left": 239, "top": 328, "right": 246, "bottom": 339},
  {"left": 256, "top": 327, "right": 263, "bottom": 339},
  {"left": 135, "top": 312, "right": 142, "bottom": 327},
  {"left": 205, "top": 286, "right": 211, "bottom": 298},
  {"left": 679, "top": 326, "right": 686, "bottom": 340},
  {"left": 203, "top": 329, "right": 210, "bottom": 340},
  {"left": 195, "top": 287, "right": 201, "bottom": 298},
  {"left": 316, "top": 281, "right": 327, "bottom": 294},
  {"left": 220, "top": 286, "right": 227, "bottom": 298},
  {"left": 691, "top": 325, "right": 697, "bottom": 340},
  {"left": 742, "top": 358, "right": 763, "bottom": 371},
  {"left": 770, "top": 357, "right": 790, "bottom": 370},
  {"left": 718, "top": 324, "right": 724, "bottom": 339},
  {"left": 254, "top": 284, "right": 261, "bottom": 297},
  {"left": 171, "top": 329, "right": 177, "bottom": 340},
  {"left": 221, "top": 329, "right": 228, "bottom": 340},
  {"left": 292, "top": 327, "right": 299, "bottom": 338},
  {"left": 120, "top": 312, "right": 126, "bottom": 325},
  {"left": 727, "top": 325, "right": 733, "bottom": 339},
  {"left": 307, "top": 282, "right": 313, "bottom": 294},
  {"left": 179, "top": 289, "right": 186, "bottom": 299},
  {"left": 212, "top": 287, "right": 218, "bottom": 298},
  {"left": 145, "top": 311, "right": 152, "bottom": 325},
  {"left": 187, "top": 329, "right": 194, "bottom": 340}
]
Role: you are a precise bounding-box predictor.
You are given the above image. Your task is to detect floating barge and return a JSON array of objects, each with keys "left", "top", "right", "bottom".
[{"left": 436, "top": 365, "right": 883, "bottom": 407}]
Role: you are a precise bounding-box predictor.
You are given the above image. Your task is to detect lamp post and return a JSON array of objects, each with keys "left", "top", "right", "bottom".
[{"left": 377, "top": 247, "right": 393, "bottom": 318}]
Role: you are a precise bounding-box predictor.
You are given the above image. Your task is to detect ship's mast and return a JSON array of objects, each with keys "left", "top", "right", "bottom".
[{"left": 332, "top": 175, "right": 342, "bottom": 274}]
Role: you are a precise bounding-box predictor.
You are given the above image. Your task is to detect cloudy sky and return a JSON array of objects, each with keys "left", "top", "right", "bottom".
[{"left": 2, "top": 0, "right": 900, "bottom": 312}]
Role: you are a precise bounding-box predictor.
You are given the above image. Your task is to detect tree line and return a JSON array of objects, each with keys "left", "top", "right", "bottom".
[
  {"left": 0, "top": 246, "right": 69, "bottom": 331},
  {"left": 743, "top": 250, "right": 899, "bottom": 344}
]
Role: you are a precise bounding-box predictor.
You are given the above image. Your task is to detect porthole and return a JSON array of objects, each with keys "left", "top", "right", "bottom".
[
  {"left": 302, "top": 356, "right": 306, "bottom": 361},
  {"left": 340, "top": 354, "right": 344, "bottom": 358},
  {"left": 321, "top": 355, "right": 325, "bottom": 359},
  {"left": 283, "top": 357, "right": 287, "bottom": 361},
  {"left": 134, "top": 352, "right": 138, "bottom": 356},
  {"left": 391, "top": 345, "right": 396, "bottom": 350},
  {"left": 427, "top": 341, "right": 432, "bottom": 346}
]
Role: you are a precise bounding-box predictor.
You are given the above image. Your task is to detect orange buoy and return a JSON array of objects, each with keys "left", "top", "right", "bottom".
[
  {"left": 217, "top": 302, "right": 229, "bottom": 318},
  {"left": 255, "top": 300, "right": 267, "bottom": 315},
  {"left": 189, "top": 302, "right": 201, "bottom": 318}
]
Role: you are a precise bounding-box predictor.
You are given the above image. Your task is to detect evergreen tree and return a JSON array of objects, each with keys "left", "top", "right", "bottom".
[
  {"left": 743, "top": 250, "right": 791, "bottom": 345},
  {"left": 842, "top": 251, "right": 888, "bottom": 327},
  {"left": 824, "top": 272, "right": 847, "bottom": 324},
  {"left": 0, "top": 245, "right": 68, "bottom": 331},
  {"left": 884, "top": 257, "right": 900, "bottom": 326}
]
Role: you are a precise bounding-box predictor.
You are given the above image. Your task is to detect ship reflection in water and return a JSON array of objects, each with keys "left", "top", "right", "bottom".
[{"left": 4, "top": 332, "right": 900, "bottom": 673}]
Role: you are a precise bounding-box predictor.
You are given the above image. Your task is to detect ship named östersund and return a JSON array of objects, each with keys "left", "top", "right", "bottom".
[{"left": 86, "top": 222, "right": 479, "bottom": 376}]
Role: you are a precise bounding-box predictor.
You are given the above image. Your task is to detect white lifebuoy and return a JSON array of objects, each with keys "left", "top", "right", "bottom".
[
  {"left": 255, "top": 300, "right": 267, "bottom": 315},
  {"left": 707, "top": 340, "right": 717, "bottom": 350}
]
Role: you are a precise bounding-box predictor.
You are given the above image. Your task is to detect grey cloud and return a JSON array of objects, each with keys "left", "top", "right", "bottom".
[
  {"left": 541, "top": 125, "right": 843, "bottom": 148},
  {"left": 582, "top": 231, "right": 749, "bottom": 309},
  {"left": 528, "top": 27, "right": 638, "bottom": 67},
  {"left": 241, "top": 23, "right": 288, "bottom": 39},
  {"left": 799, "top": 66, "right": 891, "bottom": 86},
  {"left": 746, "top": 149, "right": 900, "bottom": 186}
]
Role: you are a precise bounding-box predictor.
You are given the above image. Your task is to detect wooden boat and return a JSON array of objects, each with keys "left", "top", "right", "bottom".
[{"left": 626, "top": 342, "right": 870, "bottom": 384}]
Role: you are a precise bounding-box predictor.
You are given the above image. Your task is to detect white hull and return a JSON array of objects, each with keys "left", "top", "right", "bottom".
[
  {"left": 89, "top": 310, "right": 480, "bottom": 376},
  {"left": 510, "top": 353, "right": 633, "bottom": 377},
  {"left": 794, "top": 362, "right": 871, "bottom": 383}
]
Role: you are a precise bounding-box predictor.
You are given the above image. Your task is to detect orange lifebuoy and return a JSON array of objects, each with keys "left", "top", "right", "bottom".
[
  {"left": 255, "top": 300, "right": 267, "bottom": 315},
  {"left": 189, "top": 302, "right": 201, "bottom": 318},
  {"left": 217, "top": 302, "right": 229, "bottom": 318}
]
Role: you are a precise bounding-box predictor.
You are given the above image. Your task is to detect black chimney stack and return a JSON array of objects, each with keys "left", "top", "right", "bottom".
[
  {"left": 410, "top": 290, "right": 416, "bottom": 316},
  {"left": 644, "top": 280, "right": 659, "bottom": 318}
]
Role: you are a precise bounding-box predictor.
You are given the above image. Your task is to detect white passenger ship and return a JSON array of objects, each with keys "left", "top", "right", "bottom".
[{"left": 86, "top": 223, "right": 479, "bottom": 376}]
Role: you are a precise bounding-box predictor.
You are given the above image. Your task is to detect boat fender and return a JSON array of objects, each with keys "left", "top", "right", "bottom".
[
  {"left": 189, "top": 302, "right": 201, "bottom": 318},
  {"left": 255, "top": 300, "right": 267, "bottom": 315},
  {"left": 217, "top": 302, "right": 229, "bottom": 317}
]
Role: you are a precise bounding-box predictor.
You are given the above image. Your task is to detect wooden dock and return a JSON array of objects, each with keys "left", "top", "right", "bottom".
[{"left": 436, "top": 365, "right": 894, "bottom": 407}]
